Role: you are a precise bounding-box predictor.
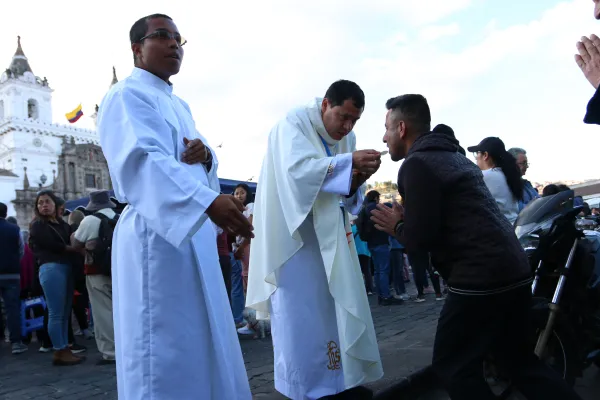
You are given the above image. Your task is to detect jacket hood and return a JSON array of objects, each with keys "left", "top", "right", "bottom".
[{"left": 407, "top": 132, "right": 463, "bottom": 157}]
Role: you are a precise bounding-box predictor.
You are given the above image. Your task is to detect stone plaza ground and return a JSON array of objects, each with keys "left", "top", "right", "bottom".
[{"left": 0, "top": 288, "right": 598, "bottom": 399}]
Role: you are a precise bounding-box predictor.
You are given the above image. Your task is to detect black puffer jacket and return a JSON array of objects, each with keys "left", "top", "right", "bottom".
[{"left": 396, "top": 132, "right": 532, "bottom": 293}]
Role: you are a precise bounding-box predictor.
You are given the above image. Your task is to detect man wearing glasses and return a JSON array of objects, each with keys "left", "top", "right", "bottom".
[
  {"left": 508, "top": 147, "right": 539, "bottom": 211},
  {"left": 97, "top": 14, "right": 252, "bottom": 400}
]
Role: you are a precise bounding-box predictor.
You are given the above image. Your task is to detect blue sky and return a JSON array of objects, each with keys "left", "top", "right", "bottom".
[{"left": 1, "top": 0, "right": 599, "bottom": 184}]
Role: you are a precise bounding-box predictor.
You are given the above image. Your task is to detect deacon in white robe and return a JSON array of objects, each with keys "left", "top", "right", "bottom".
[
  {"left": 246, "top": 86, "right": 384, "bottom": 399},
  {"left": 97, "top": 67, "right": 251, "bottom": 399}
]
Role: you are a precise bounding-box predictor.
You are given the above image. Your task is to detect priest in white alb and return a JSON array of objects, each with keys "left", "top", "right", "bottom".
[
  {"left": 97, "top": 14, "right": 253, "bottom": 400},
  {"left": 246, "top": 80, "right": 384, "bottom": 400}
]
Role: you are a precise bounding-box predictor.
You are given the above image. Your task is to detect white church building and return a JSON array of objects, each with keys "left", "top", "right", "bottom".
[{"left": 0, "top": 37, "right": 111, "bottom": 219}]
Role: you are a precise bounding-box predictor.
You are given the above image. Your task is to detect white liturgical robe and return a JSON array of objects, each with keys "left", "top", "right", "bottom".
[
  {"left": 97, "top": 68, "right": 251, "bottom": 400},
  {"left": 246, "top": 98, "right": 383, "bottom": 399}
]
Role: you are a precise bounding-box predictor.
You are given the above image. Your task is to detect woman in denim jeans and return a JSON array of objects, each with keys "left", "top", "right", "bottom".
[{"left": 29, "top": 190, "right": 85, "bottom": 366}]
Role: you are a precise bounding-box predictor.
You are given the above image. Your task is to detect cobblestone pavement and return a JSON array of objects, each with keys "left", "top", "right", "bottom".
[{"left": 0, "top": 287, "right": 598, "bottom": 399}]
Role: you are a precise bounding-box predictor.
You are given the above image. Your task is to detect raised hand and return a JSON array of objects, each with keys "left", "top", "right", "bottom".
[
  {"left": 206, "top": 195, "right": 254, "bottom": 239},
  {"left": 182, "top": 137, "right": 209, "bottom": 164},
  {"left": 352, "top": 150, "right": 381, "bottom": 175},
  {"left": 575, "top": 34, "right": 600, "bottom": 89},
  {"left": 370, "top": 201, "right": 404, "bottom": 236}
]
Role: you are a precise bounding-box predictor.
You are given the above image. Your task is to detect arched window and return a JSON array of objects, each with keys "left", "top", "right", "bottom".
[
  {"left": 27, "top": 99, "right": 39, "bottom": 119},
  {"left": 0, "top": 100, "right": 4, "bottom": 120}
]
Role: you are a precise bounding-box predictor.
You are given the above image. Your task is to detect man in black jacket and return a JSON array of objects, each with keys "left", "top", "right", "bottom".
[
  {"left": 370, "top": 94, "right": 581, "bottom": 399},
  {"left": 0, "top": 202, "right": 27, "bottom": 355}
]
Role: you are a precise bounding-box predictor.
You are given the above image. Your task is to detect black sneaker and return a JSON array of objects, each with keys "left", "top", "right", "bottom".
[
  {"left": 69, "top": 343, "right": 87, "bottom": 354},
  {"left": 96, "top": 357, "right": 116, "bottom": 366},
  {"left": 379, "top": 296, "right": 404, "bottom": 306}
]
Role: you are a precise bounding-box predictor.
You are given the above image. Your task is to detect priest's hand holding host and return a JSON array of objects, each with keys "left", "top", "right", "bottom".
[
  {"left": 350, "top": 149, "right": 381, "bottom": 194},
  {"left": 352, "top": 149, "right": 381, "bottom": 175}
]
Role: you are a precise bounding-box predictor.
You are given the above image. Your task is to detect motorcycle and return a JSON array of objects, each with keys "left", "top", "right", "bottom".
[{"left": 484, "top": 190, "right": 600, "bottom": 398}]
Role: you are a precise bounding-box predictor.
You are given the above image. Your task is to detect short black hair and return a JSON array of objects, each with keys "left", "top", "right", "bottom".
[
  {"left": 130, "top": 14, "right": 173, "bottom": 44},
  {"left": 542, "top": 184, "right": 559, "bottom": 197},
  {"left": 0, "top": 202, "right": 7, "bottom": 219},
  {"left": 6, "top": 216, "right": 17, "bottom": 225},
  {"left": 324, "top": 80, "right": 365, "bottom": 110},
  {"left": 130, "top": 14, "right": 173, "bottom": 62},
  {"left": 386, "top": 94, "right": 431, "bottom": 133},
  {"left": 365, "top": 190, "right": 380, "bottom": 203}
]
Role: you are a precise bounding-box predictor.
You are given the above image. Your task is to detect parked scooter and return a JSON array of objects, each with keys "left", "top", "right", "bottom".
[{"left": 485, "top": 190, "right": 600, "bottom": 398}]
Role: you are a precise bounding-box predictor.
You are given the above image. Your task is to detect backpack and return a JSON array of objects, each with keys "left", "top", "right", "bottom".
[
  {"left": 355, "top": 205, "right": 373, "bottom": 242},
  {"left": 92, "top": 212, "right": 119, "bottom": 277}
]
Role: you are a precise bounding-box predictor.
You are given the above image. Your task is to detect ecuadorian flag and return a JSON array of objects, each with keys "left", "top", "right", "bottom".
[{"left": 65, "top": 104, "right": 83, "bottom": 123}]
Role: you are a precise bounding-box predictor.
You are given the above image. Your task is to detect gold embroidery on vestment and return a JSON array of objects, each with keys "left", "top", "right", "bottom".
[{"left": 326, "top": 340, "right": 341, "bottom": 370}]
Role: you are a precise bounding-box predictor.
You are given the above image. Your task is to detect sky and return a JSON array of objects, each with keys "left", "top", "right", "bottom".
[{"left": 1, "top": 0, "right": 600, "bottom": 184}]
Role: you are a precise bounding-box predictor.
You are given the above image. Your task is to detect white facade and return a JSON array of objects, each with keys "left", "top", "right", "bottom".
[{"left": 0, "top": 37, "right": 100, "bottom": 217}]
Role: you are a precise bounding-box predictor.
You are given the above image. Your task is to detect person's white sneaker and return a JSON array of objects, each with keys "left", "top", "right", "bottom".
[
  {"left": 414, "top": 295, "right": 426, "bottom": 303},
  {"left": 237, "top": 326, "right": 254, "bottom": 335},
  {"left": 11, "top": 343, "right": 28, "bottom": 355},
  {"left": 39, "top": 346, "right": 52, "bottom": 353}
]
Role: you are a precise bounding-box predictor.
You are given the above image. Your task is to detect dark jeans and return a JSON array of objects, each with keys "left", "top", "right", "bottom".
[
  {"left": 389, "top": 249, "right": 406, "bottom": 295},
  {"left": 408, "top": 251, "right": 441, "bottom": 296},
  {"left": 0, "top": 279, "right": 22, "bottom": 343},
  {"left": 370, "top": 245, "right": 391, "bottom": 298},
  {"left": 358, "top": 255, "right": 373, "bottom": 293},
  {"left": 73, "top": 289, "right": 89, "bottom": 331},
  {"left": 432, "top": 285, "right": 582, "bottom": 400},
  {"left": 219, "top": 255, "right": 232, "bottom": 302}
]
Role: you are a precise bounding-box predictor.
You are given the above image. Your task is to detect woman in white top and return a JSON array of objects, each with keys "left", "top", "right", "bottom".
[{"left": 467, "top": 137, "right": 523, "bottom": 224}]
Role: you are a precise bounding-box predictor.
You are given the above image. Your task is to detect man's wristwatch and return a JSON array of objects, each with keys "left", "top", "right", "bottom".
[
  {"left": 202, "top": 148, "right": 213, "bottom": 165},
  {"left": 394, "top": 220, "right": 404, "bottom": 236}
]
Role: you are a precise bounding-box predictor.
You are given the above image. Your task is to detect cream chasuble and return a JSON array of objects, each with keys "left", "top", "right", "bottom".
[
  {"left": 246, "top": 98, "right": 383, "bottom": 399},
  {"left": 98, "top": 68, "right": 251, "bottom": 400}
]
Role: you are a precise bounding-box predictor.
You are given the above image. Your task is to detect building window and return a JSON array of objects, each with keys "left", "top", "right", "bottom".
[
  {"left": 85, "top": 173, "right": 96, "bottom": 188},
  {"left": 0, "top": 100, "right": 4, "bottom": 120},
  {"left": 27, "top": 99, "right": 39, "bottom": 119}
]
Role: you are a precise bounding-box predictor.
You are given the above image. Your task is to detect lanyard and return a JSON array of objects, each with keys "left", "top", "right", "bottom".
[
  {"left": 319, "top": 135, "right": 336, "bottom": 157},
  {"left": 319, "top": 136, "right": 347, "bottom": 224}
]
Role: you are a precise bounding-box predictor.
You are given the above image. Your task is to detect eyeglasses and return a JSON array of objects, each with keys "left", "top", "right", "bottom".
[
  {"left": 517, "top": 162, "right": 530, "bottom": 168},
  {"left": 138, "top": 30, "right": 187, "bottom": 46}
]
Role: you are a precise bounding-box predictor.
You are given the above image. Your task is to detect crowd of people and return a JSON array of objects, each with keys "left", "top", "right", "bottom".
[
  {"left": 0, "top": 189, "right": 118, "bottom": 366},
  {"left": 5, "top": 3, "right": 600, "bottom": 399}
]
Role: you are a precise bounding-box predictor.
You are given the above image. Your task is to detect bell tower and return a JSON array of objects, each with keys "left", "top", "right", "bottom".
[
  {"left": 0, "top": 36, "right": 53, "bottom": 123},
  {"left": 91, "top": 66, "right": 119, "bottom": 126}
]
